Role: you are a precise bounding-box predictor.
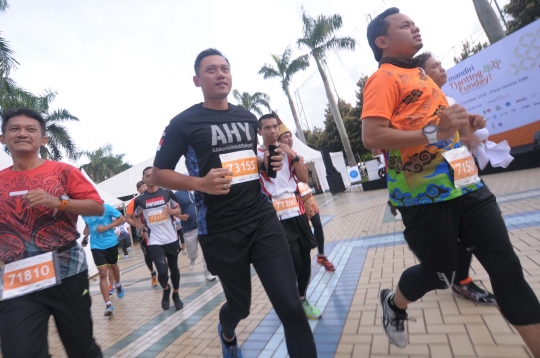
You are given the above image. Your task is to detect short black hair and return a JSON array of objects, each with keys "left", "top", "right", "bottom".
[
  {"left": 194, "top": 48, "right": 230, "bottom": 76},
  {"left": 415, "top": 52, "right": 433, "bottom": 70},
  {"left": 1, "top": 108, "right": 46, "bottom": 135},
  {"left": 367, "top": 7, "right": 400, "bottom": 62},
  {"left": 258, "top": 113, "right": 277, "bottom": 130},
  {"left": 136, "top": 180, "right": 145, "bottom": 189},
  {"left": 142, "top": 166, "right": 153, "bottom": 176}
]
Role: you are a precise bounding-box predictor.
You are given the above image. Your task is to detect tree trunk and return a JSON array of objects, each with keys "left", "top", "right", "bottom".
[
  {"left": 314, "top": 56, "right": 357, "bottom": 167},
  {"left": 472, "top": 0, "right": 506, "bottom": 43},
  {"left": 284, "top": 85, "right": 307, "bottom": 144}
]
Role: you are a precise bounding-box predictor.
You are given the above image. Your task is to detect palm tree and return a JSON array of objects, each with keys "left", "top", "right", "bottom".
[
  {"left": 297, "top": 10, "right": 357, "bottom": 166},
  {"left": 259, "top": 46, "right": 310, "bottom": 144},
  {"left": 80, "top": 144, "right": 132, "bottom": 183},
  {"left": 232, "top": 90, "right": 272, "bottom": 116},
  {"left": 0, "top": 33, "right": 18, "bottom": 78},
  {"left": 1, "top": 89, "right": 81, "bottom": 162}
]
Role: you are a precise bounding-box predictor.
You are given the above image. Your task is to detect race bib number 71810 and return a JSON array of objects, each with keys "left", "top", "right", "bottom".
[
  {"left": 219, "top": 150, "right": 259, "bottom": 185},
  {"left": 0, "top": 251, "right": 61, "bottom": 301}
]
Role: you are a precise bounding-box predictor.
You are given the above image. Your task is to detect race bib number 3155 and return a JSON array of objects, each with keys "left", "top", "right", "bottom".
[
  {"left": 0, "top": 252, "right": 61, "bottom": 301},
  {"left": 219, "top": 150, "right": 259, "bottom": 185}
]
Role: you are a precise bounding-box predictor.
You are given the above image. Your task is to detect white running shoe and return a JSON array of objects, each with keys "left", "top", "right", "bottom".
[
  {"left": 205, "top": 272, "right": 217, "bottom": 281},
  {"left": 380, "top": 288, "right": 408, "bottom": 348},
  {"left": 189, "top": 259, "right": 196, "bottom": 270}
]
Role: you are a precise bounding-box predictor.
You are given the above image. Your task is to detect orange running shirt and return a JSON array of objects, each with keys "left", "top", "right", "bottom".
[{"left": 362, "top": 63, "right": 482, "bottom": 206}]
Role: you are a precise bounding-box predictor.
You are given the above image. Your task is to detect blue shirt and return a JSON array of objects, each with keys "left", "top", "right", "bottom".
[
  {"left": 83, "top": 204, "right": 122, "bottom": 250},
  {"left": 175, "top": 191, "right": 197, "bottom": 232}
]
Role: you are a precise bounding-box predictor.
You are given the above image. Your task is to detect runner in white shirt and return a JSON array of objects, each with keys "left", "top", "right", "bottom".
[{"left": 257, "top": 113, "right": 320, "bottom": 320}]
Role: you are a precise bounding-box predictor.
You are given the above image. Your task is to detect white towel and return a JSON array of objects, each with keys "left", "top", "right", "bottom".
[{"left": 471, "top": 128, "right": 514, "bottom": 170}]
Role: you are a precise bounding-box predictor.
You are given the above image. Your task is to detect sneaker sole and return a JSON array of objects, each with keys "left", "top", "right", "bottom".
[{"left": 104, "top": 311, "right": 114, "bottom": 317}]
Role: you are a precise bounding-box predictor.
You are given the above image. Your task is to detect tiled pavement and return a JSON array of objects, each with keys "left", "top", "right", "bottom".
[{"left": 9, "top": 168, "right": 540, "bottom": 357}]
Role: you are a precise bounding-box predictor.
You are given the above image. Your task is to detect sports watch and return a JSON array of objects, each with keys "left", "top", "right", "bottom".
[
  {"left": 58, "top": 195, "right": 70, "bottom": 211},
  {"left": 292, "top": 155, "right": 300, "bottom": 163},
  {"left": 422, "top": 124, "right": 439, "bottom": 144}
]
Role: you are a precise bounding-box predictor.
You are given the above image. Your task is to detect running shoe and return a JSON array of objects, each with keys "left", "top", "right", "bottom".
[
  {"left": 181, "top": 250, "right": 188, "bottom": 256},
  {"left": 189, "top": 258, "right": 196, "bottom": 270},
  {"left": 380, "top": 288, "right": 408, "bottom": 348},
  {"left": 317, "top": 255, "right": 336, "bottom": 272},
  {"left": 116, "top": 284, "right": 125, "bottom": 299},
  {"left": 205, "top": 273, "right": 217, "bottom": 281},
  {"left": 162, "top": 287, "right": 171, "bottom": 310},
  {"left": 172, "top": 292, "right": 184, "bottom": 311},
  {"left": 302, "top": 298, "right": 322, "bottom": 320},
  {"left": 452, "top": 281, "right": 497, "bottom": 305},
  {"left": 124, "top": 254, "right": 129, "bottom": 259},
  {"left": 217, "top": 322, "right": 243, "bottom": 358},
  {"left": 104, "top": 303, "right": 114, "bottom": 316},
  {"left": 127, "top": 247, "right": 132, "bottom": 253},
  {"left": 151, "top": 272, "right": 158, "bottom": 287},
  {"left": 108, "top": 285, "right": 114, "bottom": 295}
]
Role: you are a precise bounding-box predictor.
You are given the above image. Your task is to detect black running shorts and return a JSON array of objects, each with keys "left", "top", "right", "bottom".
[
  {"left": 397, "top": 185, "right": 512, "bottom": 274},
  {"left": 91, "top": 245, "right": 119, "bottom": 267},
  {"left": 199, "top": 213, "right": 290, "bottom": 279},
  {"left": 147, "top": 239, "right": 181, "bottom": 261}
]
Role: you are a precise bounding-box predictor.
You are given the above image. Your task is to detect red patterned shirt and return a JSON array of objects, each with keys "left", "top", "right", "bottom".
[{"left": 0, "top": 160, "right": 103, "bottom": 278}]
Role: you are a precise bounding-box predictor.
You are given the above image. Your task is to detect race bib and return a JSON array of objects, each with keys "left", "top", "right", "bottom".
[
  {"left": 272, "top": 192, "right": 300, "bottom": 218},
  {"left": 219, "top": 150, "right": 258, "bottom": 185},
  {"left": 0, "top": 252, "right": 61, "bottom": 300},
  {"left": 298, "top": 182, "right": 312, "bottom": 197},
  {"left": 442, "top": 147, "right": 481, "bottom": 188},
  {"left": 147, "top": 208, "right": 168, "bottom": 225}
]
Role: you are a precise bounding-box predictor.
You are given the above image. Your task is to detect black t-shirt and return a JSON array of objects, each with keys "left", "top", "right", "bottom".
[
  {"left": 153, "top": 103, "right": 275, "bottom": 235},
  {"left": 132, "top": 188, "right": 179, "bottom": 245}
]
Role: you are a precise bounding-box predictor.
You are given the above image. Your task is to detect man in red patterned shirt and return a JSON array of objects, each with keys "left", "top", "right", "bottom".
[{"left": 0, "top": 108, "right": 104, "bottom": 357}]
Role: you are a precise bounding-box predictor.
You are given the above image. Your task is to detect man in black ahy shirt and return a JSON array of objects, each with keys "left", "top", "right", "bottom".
[{"left": 152, "top": 49, "right": 317, "bottom": 358}]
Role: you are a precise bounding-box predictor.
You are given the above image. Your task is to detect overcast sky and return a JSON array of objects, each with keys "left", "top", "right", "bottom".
[{"left": 2, "top": 0, "right": 509, "bottom": 166}]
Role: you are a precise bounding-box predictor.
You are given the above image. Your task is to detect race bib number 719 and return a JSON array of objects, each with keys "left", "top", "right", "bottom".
[{"left": 219, "top": 150, "right": 259, "bottom": 185}]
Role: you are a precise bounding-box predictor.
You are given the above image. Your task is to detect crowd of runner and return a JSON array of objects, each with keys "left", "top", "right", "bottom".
[{"left": 0, "top": 6, "right": 539, "bottom": 358}]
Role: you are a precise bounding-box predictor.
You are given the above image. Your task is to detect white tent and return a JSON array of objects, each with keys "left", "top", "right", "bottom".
[
  {"left": 98, "top": 156, "right": 187, "bottom": 199},
  {"left": 76, "top": 169, "right": 125, "bottom": 277},
  {"left": 291, "top": 140, "right": 350, "bottom": 191},
  {"left": 0, "top": 150, "right": 12, "bottom": 170}
]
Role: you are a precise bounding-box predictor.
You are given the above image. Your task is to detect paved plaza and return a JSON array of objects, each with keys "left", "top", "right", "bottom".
[{"left": 19, "top": 168, "right": 540, "bottom": 357}]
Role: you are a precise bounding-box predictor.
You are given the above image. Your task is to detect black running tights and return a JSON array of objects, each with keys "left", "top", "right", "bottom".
[
  {"left": 153, "top": 253, "right": 180, "bottom": 290},
  {"left": 311, "top": 214, "right": 325, "bottom": 255},
  {"left": 218, "top": 253, "right": 317, "bottom": 358},
  {"left": 291, "top": 249, "right": 312, "bottom": 298}
]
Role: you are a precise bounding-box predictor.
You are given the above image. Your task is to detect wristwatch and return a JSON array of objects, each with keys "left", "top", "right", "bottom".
[
  {"left": 292, "top": 155, "right": 300, "bottom": 163},
  {"left": 422, "top": 124, "right": 439, "bottom": 144},
  {"left": 58, "top": 195, "right": 70, "bottom": 211}
]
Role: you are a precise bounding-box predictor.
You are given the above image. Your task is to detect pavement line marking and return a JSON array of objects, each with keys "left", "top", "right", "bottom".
[
  {"left": 113, "top": 282, "right": 225, "bottom": 358},
  {"left": 261, "top": 244, "right": 353, "bottom": 358}
]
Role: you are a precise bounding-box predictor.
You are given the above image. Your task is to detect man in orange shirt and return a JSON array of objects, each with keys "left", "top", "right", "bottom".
[{"left": 362, "top": 8, "right": 540, "bottom": 355}]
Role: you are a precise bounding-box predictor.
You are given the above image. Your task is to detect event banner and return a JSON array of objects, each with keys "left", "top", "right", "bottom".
[{"left": 442, "top": 20, "right": 540, "bottom": 148}]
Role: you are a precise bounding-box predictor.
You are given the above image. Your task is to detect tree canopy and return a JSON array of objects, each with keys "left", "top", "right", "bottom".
[
  {"left": 504, "top": 0, "right": 540, "bottom": 34},
  {"left": 80, "top": 144, "right": 131, "bottom": 183},
  {"left": 232, "top": 90, "right": 271, "bottom": 116}
]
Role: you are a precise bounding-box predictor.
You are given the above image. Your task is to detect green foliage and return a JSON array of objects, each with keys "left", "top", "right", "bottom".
[
  {"left": 304, "top": 75, "right": 371, "bottom": 163},
  {"left": 1, "top": 88, "right": 81, "bottom": 162},
  {"left": 80, "top": 144, "right": 132, "bottom": 183},
  {"left": 453, "top": 40, "right": 489, "bottom": 64},
  {"left": 232, "top": 90, "right": 271, "bottom": 116},
  {"left": 504, "top": 0, "right": 540, "bottom": 34},
  {"left": 297, "top": 10, "right": 356, "bottom": 61},
  {"left": 258, "top": 46, "right": 310, "bottom": 92}
]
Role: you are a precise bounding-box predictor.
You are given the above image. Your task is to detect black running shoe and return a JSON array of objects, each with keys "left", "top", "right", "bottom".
[
  {"left": 172, "top": 292, "right": 184, "bottom": 311},
  {"left": 452, "top": 281, "right": 497, "bottom": 305},
  {"left": 162, "top": 287, "right": 171, "bottom": 310}
]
